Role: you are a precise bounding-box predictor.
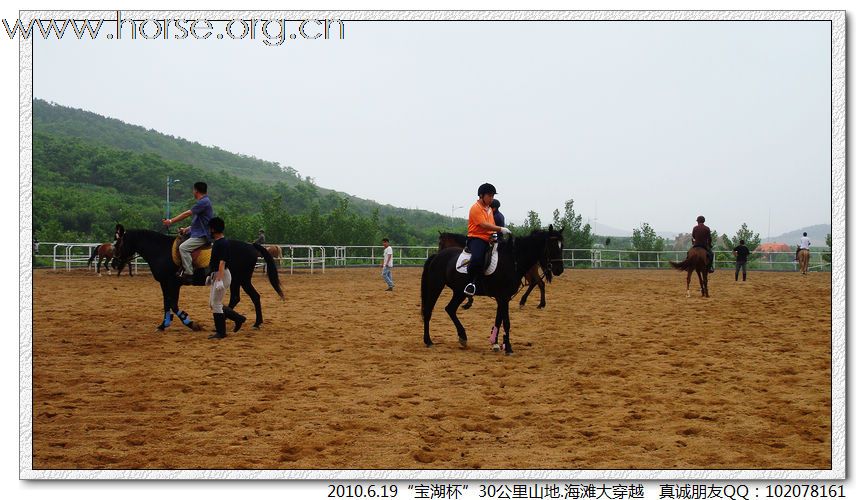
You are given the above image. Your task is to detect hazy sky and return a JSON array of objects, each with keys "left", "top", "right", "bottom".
[{"left": 34, "top": 19, "right": 831, "bottom": 237}]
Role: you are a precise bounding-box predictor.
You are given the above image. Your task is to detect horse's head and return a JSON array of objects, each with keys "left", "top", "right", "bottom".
[
  {"left": 540, "top": 225, "right": 565, "bottom": 281},
  {"left": 438, "top": 232, "right": 467, "bottom": 251},
  {"left": 111, "top": 232, "right": 135, "bottom": 270}
]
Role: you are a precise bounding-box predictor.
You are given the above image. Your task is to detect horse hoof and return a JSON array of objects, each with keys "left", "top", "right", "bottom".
[
  {"left": 190, "top": 322, "right": 202, "bottom": 331},
  {"left": 253, "top": 324, "right": 261, "bottom": 330},
  {"left": 492, "top": 343, "right": 500, "bottom": 352},
  {"left": 156, "top": 325, "right": 166, "bottom": 331},
  {"left": 458, "top": 338, "right": 467, "bottom": 347}
]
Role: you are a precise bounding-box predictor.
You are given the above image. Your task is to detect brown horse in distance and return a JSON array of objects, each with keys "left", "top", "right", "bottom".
[
  {"left": 669, "top": 246, "right": 710, "bottom": 297},
  {"left": 797, "top": 248, "right": 811, "bottom": 275},
  {"left": 88, "top": 243, "right": 133, "bottom": 276},
  {"left": 262, "top": 245, "right": 282, "bottom": 273}
]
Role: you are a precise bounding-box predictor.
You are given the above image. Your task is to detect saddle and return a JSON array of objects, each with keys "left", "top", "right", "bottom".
[
  {"left": 455, "top": 242, "right": 498, "bottom": 276},
  {"left": 171, "top": 236, "right": 213, "bottom": 269}
]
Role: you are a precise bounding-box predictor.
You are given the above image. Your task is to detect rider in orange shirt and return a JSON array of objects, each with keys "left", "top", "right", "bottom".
[{"left": 464, "top": 183, "right": 511, "bottom": 296}]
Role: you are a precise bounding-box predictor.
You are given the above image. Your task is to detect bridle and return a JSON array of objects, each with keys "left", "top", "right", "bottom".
[{"left": 539, "top": 235, "right": 564, "bottom": 281}]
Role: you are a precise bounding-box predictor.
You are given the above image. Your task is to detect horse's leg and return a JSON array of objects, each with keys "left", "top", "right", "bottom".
[
  {"left": 685, "top": 270, "right": 692, "bottom": 297},
  {"left": 461, "top": 295, "right": 474, "bottom": 310},
  {"left": 500, "top": 298, "right": 514, "bottom": 355},
  {"left": 169, "top": 284, "right": 198, "bottom": 330},
  {"left": 228, "top": 280, "right": 242, "bottom": 310},
  {"left": 103, "top": 256, "right": 110, "bottom": 273},
  {"left": 240, "top": 279, "right": 263, "bottom": 328},
  {"left": 489, "top": 300, "right": 506, "bottom": 351},
  {"left": 422, "top": 276, "right": 446, "bottom": 347},
  {"left": 157, "top": 281, "right": 175, "bottom": 330},
  {"left": 519, "top": 281, "right": 534, "bottom": 308},
  {"left": 537, "top": 279, "right": 546, "bottom": 309},
  {"left": 127, "top": 261, "right": 133, "bottom": 277},
  {"left": 703, "top": 269, "right": 709, "bottom": 298},
  {"left": 444, "top": 290, "right": 468, "bottom": 346}
]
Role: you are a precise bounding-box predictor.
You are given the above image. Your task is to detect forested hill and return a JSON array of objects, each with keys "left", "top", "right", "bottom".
[
  {"left": 34, "top": 99, "right": 301, "bottom": 186},
  {"left": 32, "top": 99, "right": 460, "bottom": 245}
]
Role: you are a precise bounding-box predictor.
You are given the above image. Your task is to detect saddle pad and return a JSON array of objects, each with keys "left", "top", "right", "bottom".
[
  {"left": 172, "top": 239, "right": 212, "bottom": 269},
  {"left": 455, "top": 243, "right": 498, "bottom": 276}
]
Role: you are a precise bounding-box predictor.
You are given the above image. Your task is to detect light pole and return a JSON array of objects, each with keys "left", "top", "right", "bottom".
[
  {"left": 451, "top": 204, "right": 464, "bottom": 221},
  {"left": 166, "top": 176, "right": 181, "bottom": 222}
]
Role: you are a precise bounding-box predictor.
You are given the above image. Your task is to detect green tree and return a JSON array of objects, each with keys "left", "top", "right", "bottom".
[
  {"left": 733, "top": 223, "right": 761, "bottom": 250},
  {"left": 523, "top": 210, "right": 542, "bottom": 232},
  {"left": 631, "top": 222, "right": 665, "bottom": 268},
  {"left": 555, "top": 199, "right": 593, "bottom": 265}
]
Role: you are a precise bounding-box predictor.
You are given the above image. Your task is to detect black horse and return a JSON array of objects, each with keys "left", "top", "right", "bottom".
[
  {"left": 113, "top": 229, "right": 284, "bottom": 331},
  {"left": 438, "top": 232, "right": 548, "bottom": 309},
  {"left": 421, "top": 226, "right": 565, "bottom": 354}
]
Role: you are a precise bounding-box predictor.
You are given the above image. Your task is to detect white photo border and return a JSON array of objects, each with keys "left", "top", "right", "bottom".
[{"left": 19, "top": 9, "right": 846, "bottom": 480}]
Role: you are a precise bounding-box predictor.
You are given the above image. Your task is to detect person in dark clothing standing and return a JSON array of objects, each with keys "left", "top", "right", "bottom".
[
  {"left": 691, "top": 215, "right": 714, "bottom": 273},
  {"left": 733, "top": 239, "right": 751, "bottom": 282},
  {"left": 490, "top": 199, "right": 505, "bottom": 240},
  {"left": 254, "top": 229, "right": 265, "bottom": 246},
  {"left": 206, "top": 217, "right": 246, "bottom": 339}
]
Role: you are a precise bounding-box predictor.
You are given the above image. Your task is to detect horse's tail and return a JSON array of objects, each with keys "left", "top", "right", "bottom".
[
  {"left": 669, "top": 255, "right": 696, "bottom": 272},
  {"left": 254, "top": 243, "right": 284, "bottom": 300},
  {"left": 87, "top": 245, "right": 99, "bottom": 266}
]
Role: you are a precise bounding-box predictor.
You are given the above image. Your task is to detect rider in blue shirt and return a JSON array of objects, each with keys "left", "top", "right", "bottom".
[{"left": 162, "top": 181, "right": 213, "bottom": 282}]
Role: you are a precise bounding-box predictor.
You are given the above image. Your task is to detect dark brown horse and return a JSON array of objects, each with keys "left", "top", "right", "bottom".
[
  {"left": 113, "top": 230, "right": 284, "bottom": 331},
  {"left": 88, "top": 243, "right": 133, "bottom": 276},
  {"left": 437, "top": 232, "right": 547, "bottom": 309},
  {"left": 422, "top": 228, "right": 565, "bottom": 355},
  {"left": 669, "top": 246, "right": 710, "bottom": 297}
]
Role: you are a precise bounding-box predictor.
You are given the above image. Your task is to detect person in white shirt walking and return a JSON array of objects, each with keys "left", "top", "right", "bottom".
[{"left": 381, "top": 238, "right": 394, "bottom": 291}]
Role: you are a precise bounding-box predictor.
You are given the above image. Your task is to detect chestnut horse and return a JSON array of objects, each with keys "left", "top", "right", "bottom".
[
  {"left": 797, "top": 248, "right": 811, "bottom": 275},
  {"left": 262, "top": 245, "right": 282, "bottom": 273},
  {"left": 88, "top": 243, "right": 133, "bottom": 276},
  {"left": 669, "top": 246, "right": 710, "bottom": 298}
]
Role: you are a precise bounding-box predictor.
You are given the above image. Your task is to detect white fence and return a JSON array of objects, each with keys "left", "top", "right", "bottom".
[{"left": 34, "top": 243, "right": 830, "bottom": 273}]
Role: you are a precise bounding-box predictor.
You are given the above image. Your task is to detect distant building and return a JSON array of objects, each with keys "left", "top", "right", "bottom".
[{"left": 756, "top": 242, "right": 792, "bottom": 253}]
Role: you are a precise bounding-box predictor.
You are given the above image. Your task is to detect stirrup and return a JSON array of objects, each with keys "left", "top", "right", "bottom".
[{"left": 464, "top": 283, "right": 476, "bottom": 296}]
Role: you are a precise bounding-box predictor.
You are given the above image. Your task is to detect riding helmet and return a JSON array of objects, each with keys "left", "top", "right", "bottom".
[
  {"left": 477, "top": 183, "right": 497, "bottom": 196},
  {"left": 490, "top": 199, "right": 501, "bottom": 209}
]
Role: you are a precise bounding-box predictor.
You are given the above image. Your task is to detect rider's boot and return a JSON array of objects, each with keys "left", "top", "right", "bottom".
[{"left": 208, "top": 313, "right": 227, "bottom": 339}]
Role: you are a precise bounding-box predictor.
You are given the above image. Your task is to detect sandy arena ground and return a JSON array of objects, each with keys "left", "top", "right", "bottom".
[{"left": 30, "top": 266, "right": 832, "bottom": 470}]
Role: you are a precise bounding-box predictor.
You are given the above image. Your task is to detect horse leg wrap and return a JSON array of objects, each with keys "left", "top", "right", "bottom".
[
  {"left": 489, "top": 325, "right": 499, "bottom": 344},
  {"left": 177, "top": 310, "right": 192, "bottom": 326},
  {"left": 163, "top": 311, "right": 173, "bottom": 327}
]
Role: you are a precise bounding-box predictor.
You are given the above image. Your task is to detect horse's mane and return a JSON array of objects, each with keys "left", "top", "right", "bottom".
[
  {"left": 439, "top": 231, "right": 467, "bottom": 241},
  {"left": 125, "top": 229, "right": 176, "bottom": 241}
]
